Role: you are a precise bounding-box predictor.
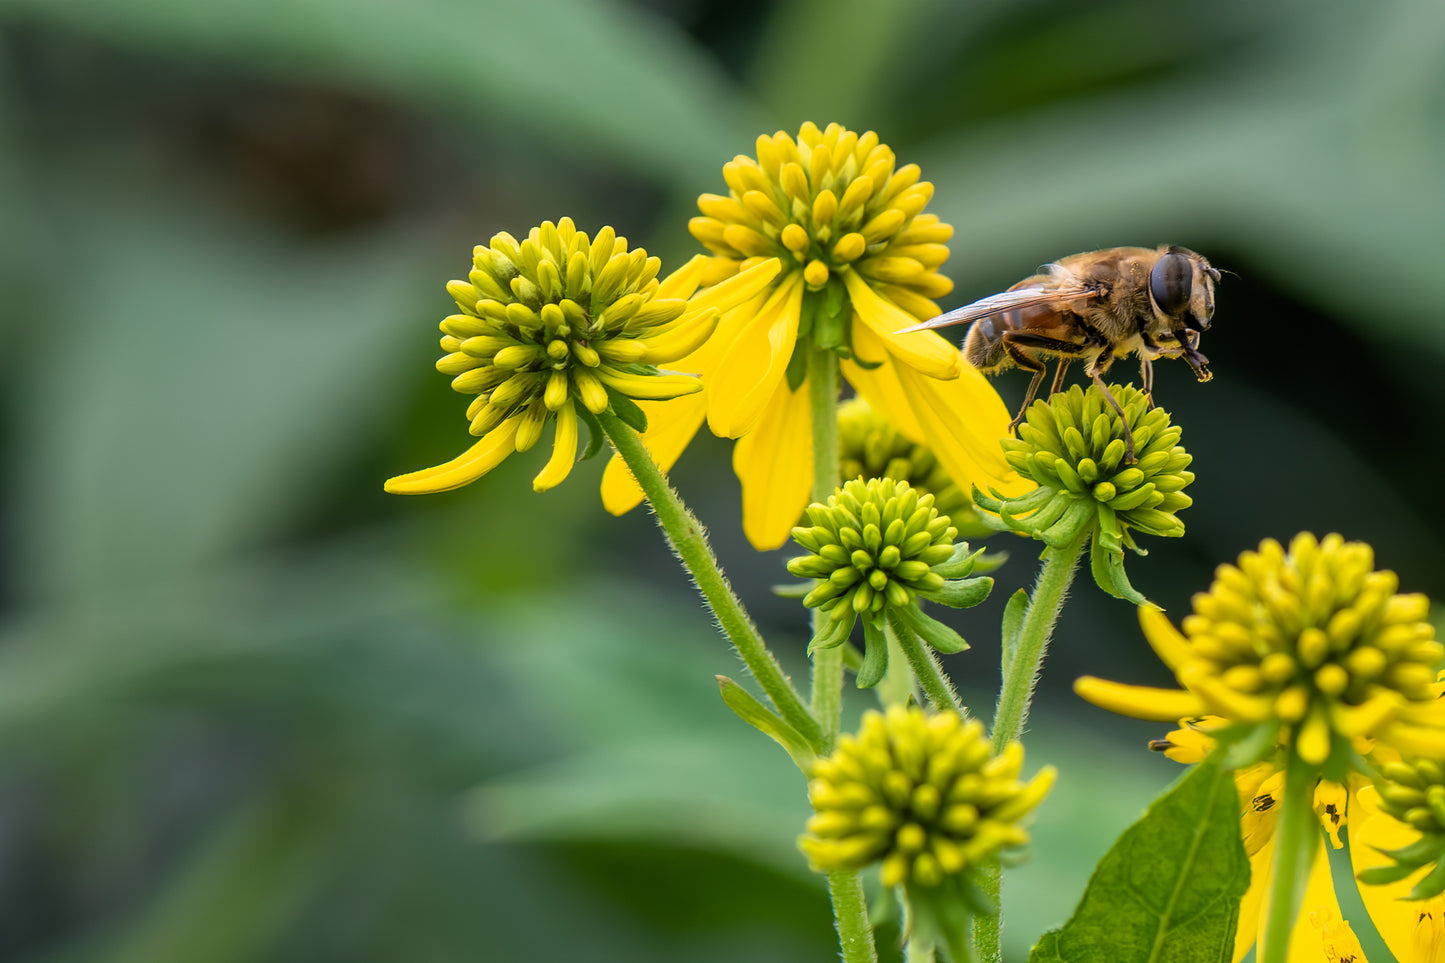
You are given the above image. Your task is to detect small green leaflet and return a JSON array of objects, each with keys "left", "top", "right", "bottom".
[{"left": 1028, "top": 755, "right": 1247, "bottom": 963}]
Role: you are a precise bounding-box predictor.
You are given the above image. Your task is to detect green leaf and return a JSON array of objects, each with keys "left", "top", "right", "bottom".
[
  {"left": 930, "top": 542, "right": 982, "bottom": 578},
  {"left": 576, "top": 406, "right": 606, "bottom": 461},
  {"left": 1000, "top": 589, "right": 1028, "bottom": 671},
  {"left": 899, "top": 605, "right": 969, "bottom": 655},
  {"left": 920, "top": 575, "right": 993, "bottom": 609},
  {"left": 605, "top": 387, "right": 648, "bottom": 434},
  {"left": 857, "top": 614, "right": 889, "bottom": 689},
  {"left": 715, "top": 676, "right": 816, "bottom": 771},
  {"left": 769, "top": 581, "right": 812, "bottom": 599},
  {"left": 1028, "top": 755, "right": 1247, "bottom": 963},
  {"left": 1090, "top": 531, "right": 1149, "bottom": 605}
]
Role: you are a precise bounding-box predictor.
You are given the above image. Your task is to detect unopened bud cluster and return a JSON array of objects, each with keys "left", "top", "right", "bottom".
[
  {"left": 440, "top": 218, "right": 707, "bottom": 442},
  {"left": 789, "top": 477, "right": 955, "bottom": 617},
  {"left": 799, "top": 707, "right": 1055, "bottom": 889},
  {"left": 1185, "top": 533, "right": 1442, "bottom": 767},
  {"left": 977, "top": 383, "right": 1193, "bottom": 544}
]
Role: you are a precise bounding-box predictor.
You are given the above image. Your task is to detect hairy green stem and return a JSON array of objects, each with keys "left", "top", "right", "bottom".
[
  {"left": 889, "top": 609, "right": 964, "bottom": 716},
  {"left": 1260, "top": 753, "right": 1318, "bottom": 963},
  {"left": 805, "top": 346, "right": 875, "bottom": 963},
  {"left": 599, "top": 411, "right": 822, "bottom": 753},
  {"left": 808, "top": 345, "right": 844, "bottom": 748},
  {"left": 976, "top": 529, "right": 1089, "bottom": 963}
]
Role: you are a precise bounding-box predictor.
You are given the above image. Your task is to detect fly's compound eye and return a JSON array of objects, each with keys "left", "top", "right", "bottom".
[{"left": 1149, "top": 252, "right": 1193, "bottom": 318}]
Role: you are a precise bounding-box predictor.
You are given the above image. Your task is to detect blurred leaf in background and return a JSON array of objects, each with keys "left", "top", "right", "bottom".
[{"left": 0, "top": 0, "right": 1439, "bottom": 959}]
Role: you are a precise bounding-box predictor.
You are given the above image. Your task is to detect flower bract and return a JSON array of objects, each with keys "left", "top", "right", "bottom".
[
  {"left": 601, "top": 122, "right": 1025, "bottom": 549},
  {"left": 386, "top": 218, "right": 779, "bottom": 495}
]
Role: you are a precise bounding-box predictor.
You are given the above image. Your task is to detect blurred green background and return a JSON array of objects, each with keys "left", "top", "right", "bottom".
[{"left": 0, "top": 0, "right": 1441, "bottom": 960}]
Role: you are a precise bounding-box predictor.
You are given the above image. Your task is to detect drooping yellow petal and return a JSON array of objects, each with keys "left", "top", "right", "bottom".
[
  {"left": 385, "top": 414, "right": 522, "bottom": 494},
  {"left": 1352, "top": 785, "right": 1445, "bottom": 963},
  {"left": 600, "top": 393, "right": 707, "bottom": 515},
  {"left": 707, "top": 275, "right": 804, "bottom": 439},
  {"left": 843, "top": 270, "right": 960, "bottom": 380},
  {"left": 732, "top": 375, "right": 812, "bottom": 550},
  {"left": 892, "top": 362, "right": 1030, "bottom": 497},
  {"left": 532, "top": 400, "right": 578, "bottom": 492},
  {"left": 1073, "top": 676, "right": 1205, "bottom": 721},
  {"left": 842, "top": 325, "right": 926, "bottom": 440},
  {"left": 1234, "top": 837, "right": 1273, "bottom": 962},
  {"left": 675, "top": 256, "right": 784, "bottom": 326},
  {"left": 1138, "top": 604, "right": 1193, "bottom": 672},
  {"left": 655, "top": 254, "right": 709, "bottom": 300}
]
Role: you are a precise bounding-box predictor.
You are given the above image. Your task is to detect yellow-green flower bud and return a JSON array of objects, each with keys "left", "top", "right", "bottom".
[
  {"left": 973, "top": 383, "right": 1193, "bottom": 603},
  {"left": 837, "top": 397, "right": 991, "bottom": 539},
  {"left": 799, "top": 707, "right": 1055, "bottom": 891},
  {"left": 387, "top": 218, "right": 781, "bottom": 496},
  {"left": 787, "top": 478, "right": 992, "bottom": 686}
]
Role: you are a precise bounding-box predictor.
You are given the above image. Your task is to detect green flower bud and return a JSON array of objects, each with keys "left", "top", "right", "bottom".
[
  {"left": 972, "top": 383, "right": 1194, "bottom": 603},
  {"left": 799, "top": 707, "right": 1055, "bottom": 891}
]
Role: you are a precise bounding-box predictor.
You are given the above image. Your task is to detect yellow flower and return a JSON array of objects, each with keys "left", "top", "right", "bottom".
[
  {"left": 386, "top": 219, "right": 779, "bottom": 495},
  {"left": 1076, "top": 533, "right": 1445, "bottom": 768},
  {"left": 799, "top": 706, "right": 1054, "bottom": 889},
  {"left": 600, "top": 122, "right": 1024, "bottom": 550}
]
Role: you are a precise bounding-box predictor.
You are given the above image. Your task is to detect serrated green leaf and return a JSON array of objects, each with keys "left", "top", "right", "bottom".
[
  {"left": 1028, "top": 755, "right": 1247, "bottom": 963},
  {"left": 715, "top": 676, "right": 815, "bottom": 771}
]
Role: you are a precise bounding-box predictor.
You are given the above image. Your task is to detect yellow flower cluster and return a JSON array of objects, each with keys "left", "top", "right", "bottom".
[
  {"left": 799, "top": 707, "right": 1054, "bottom": 889},
  {"left": 1078, "top": 533, "right": 1444, "bottom": 768}
]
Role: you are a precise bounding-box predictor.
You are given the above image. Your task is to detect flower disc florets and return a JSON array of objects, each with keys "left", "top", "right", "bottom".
[
  {"left": 386, "top": 218, "right": 780, "bottom": 496},
  {"left": 692, "top": 122, "right": 950, "bottom": 304},
  {"left": 972, "top": 383, "right": 1193, "bottom": 603},
  {"left": 789, "top": 477, "right": 956, "bottom": 616},
  {"left": 1076, "top": 533, "right": 1445, "bottom": 773},
  {"left": 837, "top": 397, "right": 989, "bottom": 539},
  {"left": 787, "top": 478, "right": 991, "bottom": 687},
  {"left": 799, "top": 707, "right": 1055, "bottom": 890}
]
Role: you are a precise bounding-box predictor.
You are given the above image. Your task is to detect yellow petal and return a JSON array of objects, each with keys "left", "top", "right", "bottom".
[
  {"left": 1385, "top": 720, "right": 1445, "bottom": 759},
  {"left": 843, "top": 270, "right": 961, "bottom": 380},
  {"left": 892, "top": 362, "right": 1030, "bottom": 497},
  {"left": 842, "top": 324, "right": 926, "bottom": 439},
  {"left": 1073, "top": 676, "right": 1205, "bottom": 721},
  {"left": 733, "top": 376, "right": 813, "bottom": 550},
  {"left": 384, "top": 414, "right": 522, "bottom": 494},
  {"left": 599, "top": 393, "right": 707, "bottom": 515},
  {"left": 707, "top": 275, "right": 804, "bottom": 439},
  {"left": 1138, "top": 604, "right": 1193, "bottom": 672},
  {"left": 676, "top": 256, "right": 784, "bottom": 325},
  {"left": 638, "top": 309, "right": 720, "bottom": 364},
  {"left": 1351, "top": 787, "right": 1445, "bottom": 962},
  {"left": 1234, "top": 838, "right": 1272, "bottom": 962},
  {"left": 656, "top": 254, "right": 708, "bottom": 300},
  {"left": 532, "top": 400, "right": 578, "bottom": 492}
]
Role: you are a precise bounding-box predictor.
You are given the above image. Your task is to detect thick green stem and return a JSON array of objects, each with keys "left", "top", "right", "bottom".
[
  {"left": 889, "top": 609, "right": 964, "bottom": 716},
  {"left": 976, "top": 529, "right": 1089, "bottom": 963},
  {"left": 827, "top": 869, "right": 879, "bottom": 963},
  {"left": 808, "top": 346, "right": 844, "bottom": 748},
  {"left": 599, "top": 411, "right": 823, "bottom": 753},
  {"left": 807, "top": 345, "right": 875, "bottom": 963},
  {"left": 1260, "top": 753, "right": 1318, "bottom": 963}
]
